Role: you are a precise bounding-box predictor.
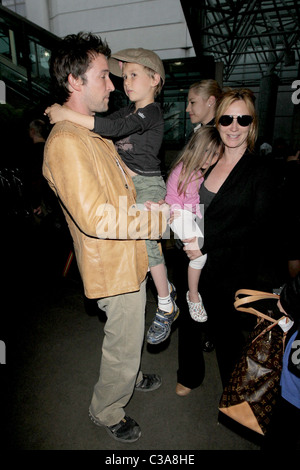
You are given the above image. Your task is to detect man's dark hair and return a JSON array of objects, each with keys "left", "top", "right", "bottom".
[{"left": 49, "top": 32, "right": 111, "bottom": 104}]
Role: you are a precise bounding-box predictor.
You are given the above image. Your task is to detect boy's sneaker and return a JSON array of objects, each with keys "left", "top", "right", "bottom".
[
  {"left": 88, "top": 409, "right": 141, "bottom": 443},
  {"left": 186, "top": 291, "right": 207, "bottom": 322},
  {"left": 135, "top": 373, "right": 162, "bottom": 392},
  {"left": 146, "top": 299, "right": 179, "bottom": 345},
  {"left": 169, "top": 282, "right": 177, "bottom": 302}
]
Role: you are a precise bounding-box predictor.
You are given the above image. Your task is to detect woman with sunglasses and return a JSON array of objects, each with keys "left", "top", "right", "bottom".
[{"left": 176, "top": 88, "right": 282, "bottom": 398}]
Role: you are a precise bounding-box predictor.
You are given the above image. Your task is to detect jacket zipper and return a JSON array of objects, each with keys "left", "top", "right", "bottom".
[{"left": 115, "top": 157, "right": 129, "bottom": 190}]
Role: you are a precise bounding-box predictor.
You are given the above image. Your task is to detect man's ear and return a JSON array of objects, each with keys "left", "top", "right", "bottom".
[{"left": 67, "top": 73, "right": 83, "bottom": 92}]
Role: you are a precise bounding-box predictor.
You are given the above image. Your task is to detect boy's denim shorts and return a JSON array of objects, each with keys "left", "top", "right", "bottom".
[{"left": 132, "top": 174, "right": 166, "bottom": 267}]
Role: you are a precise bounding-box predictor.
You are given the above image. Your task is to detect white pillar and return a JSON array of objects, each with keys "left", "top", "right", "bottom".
[{"left": 25, "top": 0, "right": 50, "bottom": 31}]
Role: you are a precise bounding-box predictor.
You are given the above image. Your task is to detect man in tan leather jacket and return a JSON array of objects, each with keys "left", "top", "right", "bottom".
[{"left": 43, "top": 32, "right": 168, "bottom": 444}]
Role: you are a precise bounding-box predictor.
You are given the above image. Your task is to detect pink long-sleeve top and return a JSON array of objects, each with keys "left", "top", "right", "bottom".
[{"left": 165, "top": 162, "right": 203, "bottom": 218}]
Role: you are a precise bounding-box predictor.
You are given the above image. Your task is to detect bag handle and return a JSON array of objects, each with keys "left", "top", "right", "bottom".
[
  {"left": 234, "top": 289, "right": 280, "bottom": 324},
  {"left": 235, "top": 289, "right": 279, "bottom": 302},
  {"left": 234, "top": 289, "right": 287, "bottom": 346},
  {"left": 251, "top": 316, "right": 287, "bottom": 345}
]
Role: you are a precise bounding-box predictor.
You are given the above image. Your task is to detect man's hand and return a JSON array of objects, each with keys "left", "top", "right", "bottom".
[
  {"left": 169, "top": 210, "right": 181, "bottom": 225},
  {"left": 287, "top": 150, "right": 300, "bottom": 162},
  {"left": 144, "top": 200, "right": 170, "bottom": 221},
  {"left": 143, "top": 199, "right": 165, "bottom": 210}
]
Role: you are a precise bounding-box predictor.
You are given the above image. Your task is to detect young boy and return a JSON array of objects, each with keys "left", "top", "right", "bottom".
[{"left": 45, "top": 48, "right": 178, "bottom": 345}]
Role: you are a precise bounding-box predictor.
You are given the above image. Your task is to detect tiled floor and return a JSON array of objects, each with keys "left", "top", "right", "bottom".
[{"left": 2, "top": 217, "right": 263, "bottom": 454}]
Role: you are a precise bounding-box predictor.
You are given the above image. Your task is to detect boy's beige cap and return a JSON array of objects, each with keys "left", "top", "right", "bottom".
[{"left": 109, "top": 48, "right": 165, "bottom": 84}]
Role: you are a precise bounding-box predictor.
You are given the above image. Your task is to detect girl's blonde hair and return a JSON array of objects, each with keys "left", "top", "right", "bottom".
[
  {"left": 215, "top": 88, "right": 258, "bottom": 152},
  {"left": 168, "top": 126, "right": 223, "bottom": 196}
]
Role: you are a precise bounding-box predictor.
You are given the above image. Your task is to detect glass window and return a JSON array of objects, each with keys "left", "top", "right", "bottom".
[
  {"left": 0, "top": 27, "right": 11, "bottom": 60},
  {"left": 29, "top": 40, "right": 50, "bottom": 78},
  {"left": 163, "top": 99, "right": 189, "bottom": 146}
]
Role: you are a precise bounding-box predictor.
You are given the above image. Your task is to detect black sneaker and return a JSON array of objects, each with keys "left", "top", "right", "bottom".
[
  {"left": 135, "top": 373, "right": 162, "bottom": 392},
  {"left": 89, "top": 409, "right": 141, "bottom": 443}
]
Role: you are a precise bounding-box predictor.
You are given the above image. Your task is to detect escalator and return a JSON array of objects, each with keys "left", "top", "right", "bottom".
[
  {"left": 0, "top": 4, "right": 60, "bottom": 106},
  {"left": 0, "top": 5, "right": 60, "bottom": 221}
]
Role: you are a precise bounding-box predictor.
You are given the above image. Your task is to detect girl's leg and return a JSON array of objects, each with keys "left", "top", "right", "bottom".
[
  {"left": 186, "top": 256, "right": 208, "bottom": 322},
  {"left": 187, "top": 266, "right": 202, "bottom": 303}
]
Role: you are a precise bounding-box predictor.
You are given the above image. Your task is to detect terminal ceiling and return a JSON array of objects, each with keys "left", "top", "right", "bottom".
[{"left": 166, "top": 0, "right": 300, "bottom": 91}]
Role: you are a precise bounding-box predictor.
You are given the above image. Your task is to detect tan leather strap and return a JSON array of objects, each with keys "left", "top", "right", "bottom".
[
  {"left": 233, "top": 289, "right": 287, "bottom": 344},
  {"left": 235, "top": 289, "right": 279, "bottom": 303},
  {"left": 235, "top": 289, "right": 279, "bottom": 298},
  {"left": 251, "top": 316, "right": 286, "bottom": 344},
  {"left": 234, "top": 289, "right": 280, "bottom": 324}
]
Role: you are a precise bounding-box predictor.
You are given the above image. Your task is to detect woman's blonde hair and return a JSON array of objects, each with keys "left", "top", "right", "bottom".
[
  {"left": 215, "top": 88, "right": 258, "bottom": 152},
  {"left": 168, "top": 126, "right": 223, "bottom": 196},
  {"left": 189, "top": 79, "right": 222, "bottom": 102}
]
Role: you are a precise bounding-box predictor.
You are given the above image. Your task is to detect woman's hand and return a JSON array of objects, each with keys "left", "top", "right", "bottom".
[{"left": 183, "top": 237, "right": 202, "bottom": 260}]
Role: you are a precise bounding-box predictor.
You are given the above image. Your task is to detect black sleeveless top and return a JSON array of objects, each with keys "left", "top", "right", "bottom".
[{"left": 199, "top": 183, "right": 215, "bottom": 213}]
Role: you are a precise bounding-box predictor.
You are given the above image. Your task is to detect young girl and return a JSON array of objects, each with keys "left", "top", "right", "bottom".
[{"left": 165, "top": 126, "right": 223, "bottom": 321}]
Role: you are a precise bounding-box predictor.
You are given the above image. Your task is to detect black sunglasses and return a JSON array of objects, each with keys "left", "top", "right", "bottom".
[{"left": 219, "top": 115, "right": 253, "bottom": 127}]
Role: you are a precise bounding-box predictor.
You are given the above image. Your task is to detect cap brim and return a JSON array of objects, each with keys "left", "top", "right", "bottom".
[{"left": 108, "top": 57, "right": 124, "bottom": 78}]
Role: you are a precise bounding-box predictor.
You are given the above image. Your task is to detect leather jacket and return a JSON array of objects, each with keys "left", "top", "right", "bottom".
[{"left": 43, "top": 121, "right": 166, "bottom": 299}]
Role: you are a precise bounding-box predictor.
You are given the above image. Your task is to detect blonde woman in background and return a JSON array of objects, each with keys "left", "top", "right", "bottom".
[{"left": 186, "top": 79, "right": 222, "bottom": 132}]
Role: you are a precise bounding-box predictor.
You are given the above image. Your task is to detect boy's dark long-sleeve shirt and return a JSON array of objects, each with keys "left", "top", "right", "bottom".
[{"left": 93, "top": 102, "right": 164, "bottom": 176}]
